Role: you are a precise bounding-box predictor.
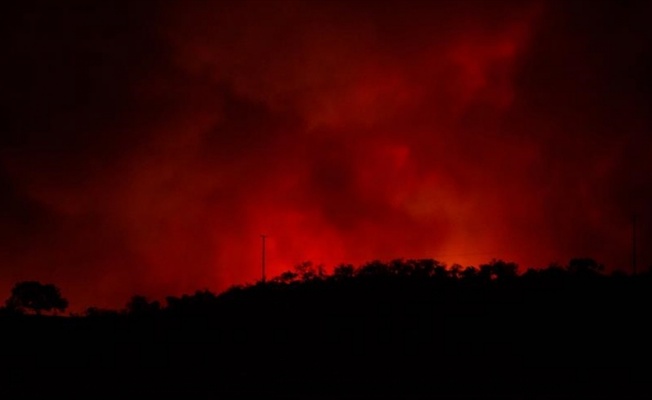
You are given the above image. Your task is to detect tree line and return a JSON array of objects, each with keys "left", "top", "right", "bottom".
[{"left": 1, "top": 256, "right": 637, "bottom": 317}]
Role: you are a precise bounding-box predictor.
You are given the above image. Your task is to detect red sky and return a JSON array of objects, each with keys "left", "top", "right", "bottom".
[{"left": 1, "top": 0, "right": 651, "bottom": 311}]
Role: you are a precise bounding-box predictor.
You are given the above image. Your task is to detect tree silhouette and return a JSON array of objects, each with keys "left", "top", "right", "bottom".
[
  {"left": 568, "top": 257, "right": 604, "bottom": 275},
  {"left": 85, "top": 306, "right": 119, "bottom": 318},
  {"left": 333, "top": 264, "right": 355, "bottom": 279},
  {"left": 273, "top": 270, "right": 299, "bottom": 284},
  {"left": 461, "top": 266, "right": 478, "bottom": 280},
  {"left": 449, "top": 264, "right": 463, "bottom": 279},
  {"left": 125, "top": 295, "right": 160, "bottom": 315},
  {"left": 5, "top": 281, "right": 68, "bottom": 315}
]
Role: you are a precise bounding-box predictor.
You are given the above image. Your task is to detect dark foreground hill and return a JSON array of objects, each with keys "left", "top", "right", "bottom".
[{"left": 2, "top": 260, "right": 652, "bottom": 398}]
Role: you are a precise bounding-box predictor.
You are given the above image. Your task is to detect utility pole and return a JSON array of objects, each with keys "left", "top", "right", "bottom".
[
  {"left": 261, "top": 234, "right": 267, "bottom": 283},
  {"left": 632, "top": 215, "right": 637, "bottom": 276}
]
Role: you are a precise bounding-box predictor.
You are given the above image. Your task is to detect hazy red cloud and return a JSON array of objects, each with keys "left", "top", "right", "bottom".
[{"left": 1, "top": 0, "right": 651, "bottom": 311}]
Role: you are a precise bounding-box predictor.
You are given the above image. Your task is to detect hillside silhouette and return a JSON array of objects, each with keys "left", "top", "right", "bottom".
[{"left": 1, "top": 258, "right": 651, "bottom": 398}]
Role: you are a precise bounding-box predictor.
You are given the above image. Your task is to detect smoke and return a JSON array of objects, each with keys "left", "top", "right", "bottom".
[{"left": 1, "top": 0, "right": 651, "bottom": 310}]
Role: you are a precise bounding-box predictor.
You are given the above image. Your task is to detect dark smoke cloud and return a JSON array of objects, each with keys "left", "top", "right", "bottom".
[{"left": 1, "top": 0, "right": 651, "bottom": 310}]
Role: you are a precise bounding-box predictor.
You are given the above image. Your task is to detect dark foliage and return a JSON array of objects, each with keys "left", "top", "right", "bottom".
[
  {"left": 1, "top": 258, "right": 651, "bottom": 398},
  {"left": 125, "top": 295, "right": 161, "bottom": 316},
  {"left": 4, "top": 281, "right": 68, "bottom": 315}
]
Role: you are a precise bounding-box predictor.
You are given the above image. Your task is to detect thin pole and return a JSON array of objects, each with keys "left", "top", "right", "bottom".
[
  {"left": 261, "top": 234, "right": 266, "bottom": 283},
  {"left": 632, "top": 215, "right": 637, "bottom": 276}
]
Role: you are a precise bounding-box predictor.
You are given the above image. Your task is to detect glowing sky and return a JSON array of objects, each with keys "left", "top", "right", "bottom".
[{"left": 1, "top": 0, "right": 651, "bottom": 310}]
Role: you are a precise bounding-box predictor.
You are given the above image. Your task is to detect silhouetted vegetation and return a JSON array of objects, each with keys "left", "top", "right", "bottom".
[
  {"left": 4, "top": 281, "right": 68, "bottom": 315},
  {"left": 2, "top": 258, "right": 651, "bottom": 398}
]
